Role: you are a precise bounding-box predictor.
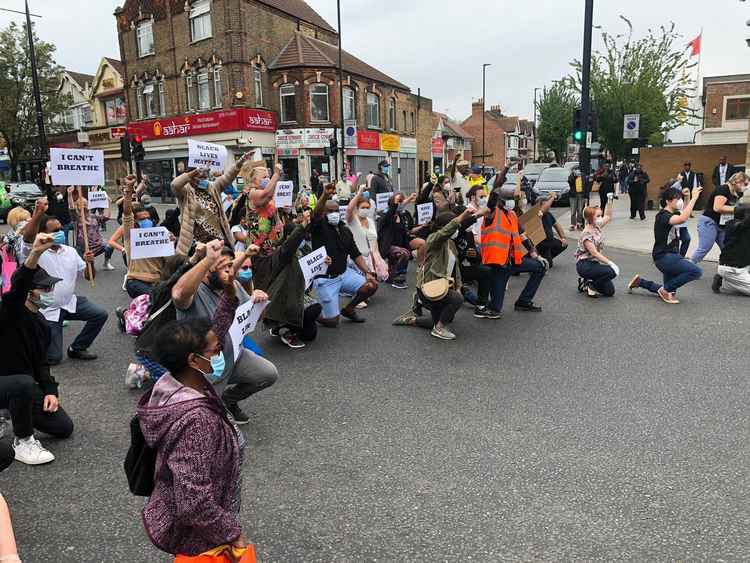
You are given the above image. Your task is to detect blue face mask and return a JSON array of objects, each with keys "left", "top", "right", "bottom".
[
  {"left": 299, "top": 240, "right": 307, "bottom": 251},
  {"left": 383, "top": 166, "right": 391, "bottom": 175},
  {"left": 237, "top": 269, "right": 253, "bottom": 283},
  {"left": 196, "top": 351, "right": 225, "bottom": 383},
  {"left": 51, "top": 231, "right": 66, "bottom": 246},
  {"left": 362, "top": 191, "right": 370, "bottom": 200},
  {"left": 260, "top": 178, "right": 270, "bottom": 189},
  {"left": 196, "top": 179, "right": 210, "bottom": 190},
  {"left": 137, "top": 219, "right": 154, "bottom": 229}
]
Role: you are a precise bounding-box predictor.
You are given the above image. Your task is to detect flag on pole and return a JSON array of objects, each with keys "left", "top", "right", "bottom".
[{"left": 688, "top": 33, "right": 701, "bottom": 57}]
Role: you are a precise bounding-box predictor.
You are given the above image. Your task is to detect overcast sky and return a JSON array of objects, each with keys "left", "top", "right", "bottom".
[{"left": 2, "top": 0, "right": 748, "bottom": 124}]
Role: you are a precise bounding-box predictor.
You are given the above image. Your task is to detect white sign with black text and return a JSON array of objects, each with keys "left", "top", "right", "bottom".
[
  {"left": 187, "top": 138, "right": 227, "bottom": 171},
  {"left": 274, "top": 181, "right": 294, "bottom": 208},
  {"left": 299, "top": 246, "right": 329, "bottom": 289},
  {"left": 229, "top": 298, "right": 270, "bottom": 360},
  {"left": 417, "top": 203, "right": 434, "bottom": 225},
  {"left": 376, "top": 191, "right": 394, "bottom": 212},
  {"left": 129, "top": 227, "right": 175, "bottom": 260},
  {"left": 50, "top": 148, "right": 105, "bottom": 186}
]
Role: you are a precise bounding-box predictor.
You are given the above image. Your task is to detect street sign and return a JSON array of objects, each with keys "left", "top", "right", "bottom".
[
  {"left": 344, "top": 120, "right": 357, "bottom": 148},
  {"left": 585, "top": 131, "right": 592, "bottom": 147},
  {"left": 623, "top": 114, "right": 640, "bottom": 139}
]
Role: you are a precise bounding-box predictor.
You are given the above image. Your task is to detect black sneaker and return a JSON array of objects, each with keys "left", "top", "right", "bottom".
[
  {"left": 711, "top": 274, "right": 723, "bottom": 294},
  {"left": 473, "top": 306, "right": 489, "bottom": 318},
  {"left": 391, "top": 278, "right": 408, "bottom": 289},
  {"left": 485, "top": 309, "right": 502, "bottom": 319},
  {"left": 67, "top": 347, "right": 98, "bottom": 360},
  {"left": 341, "top": 308, "right": 366, "bottom": 323},
  {"left": 269, "top": 326, "right": 282, "bottom": 337},
  {"left": 514, "top": 301, "right": 542, "bottom": 312},
  {"left": 226, "top": 403, "right": 250, "bottom": 425},
  {"left": 280, "top": 330, "right": 306, "bottom": 349},
  {"left": 115, "top": 307, "right": 126, "bottom": 333}
]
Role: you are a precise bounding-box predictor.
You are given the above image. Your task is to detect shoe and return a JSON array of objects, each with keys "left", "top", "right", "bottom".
[
  {"left": 712, "top": 274, "right": 723, "bottom": 294},
  {"left": 630, "top": 216, "right": 636, "bottom": 220},
  {"left": 269, "top": 326, "right": 282, "bottom": 337},
  {"left": 430, "top": 325, "right": 456, "bottom": 340},
  {"left": 473, "top": 306, "right": 490, "bottom": 318},
  {"left": 586, "top": 285, "right": 599, "bottom": 298},
  {"left": 225, "top": 403, "right": 250, "bottom": 425},
  {"left": 13, "top": 436, "right": 55, "bottom": 465},
  {"left": 355, "top": 301, "right": 368, "bottom": 309},
  {"left": 577, "top": 277, "right": 586, "bottom": 293},
  {"left": 125, "top": 363, "right": 147, "bottom": 389},
  {"left": 341, "top": 308, "right": 366, "bottom": 323},
  {"left": 280, "top": 330, "right": 305, "bottom": 349},
  {"left": 392, "top": 311, "right": 417, "bottom": 326},
  {"left": 658, "top": 287, "right": 679, "bottom": 304},
  {"left": 627, "top": 274, "right": 641, "bottom": 293},
  {"left": 67, "top": 347, "right": 97, "bottom": 361},
  {"left": 484, "top": 309, "right": 502, "bottom": 319},
  {"left": 121, "top": 275, "right": 128, "bottom": 292},
  {"left": 103, "top": 260, "right": 115, "bottom": 271},
  {"left": 391, "top": 278, "right": 408, "bottom": 289},
  {"left": 514, "top": 301, "right": 542, "bottom": 312},
  {"left": 115, "top": 307, "right": 126, "bottom": 333}
]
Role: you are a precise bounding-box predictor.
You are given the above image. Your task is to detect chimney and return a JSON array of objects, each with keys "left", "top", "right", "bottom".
[{"left": 472, "top": 98, "right": 484, "bottom": 117}]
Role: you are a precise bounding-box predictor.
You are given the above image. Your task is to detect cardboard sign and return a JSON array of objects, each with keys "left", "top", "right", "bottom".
[
  {"left": 299, "top": 246, "right": 328, "bottom": 289},
  {"left": 50, "top": 148, "right": 105, "bottom": 186},
  {"left": 517, "top": 202, "right": 546, "bottom": 256},
  {"left": 229, "top": 298, "right": 270, "bottom": 360},
  {"left": 417, "top": 203, "right": 433, "bottom": 225},
  {"left": 187, "top": 138, "right": 227, "bottom": 171},
  {"left": 87, "top": 190, "right": 109, "bottom": 210},
  {"left": 274, "top": 181, "right": 294, "bottom": 208},
  {"left": 376, "top": 191, "right": 393, "bottom": 212},
  {"left": 129, "top": 227, "right": 175, "bottom": 260}
]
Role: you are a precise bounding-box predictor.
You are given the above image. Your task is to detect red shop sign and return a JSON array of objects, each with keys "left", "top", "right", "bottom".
[
  {"left": 128, "top": 108, "right": 277, "bottom": 141},
  {"left": 357, "top": 130, "right": 380, "bottom": 151},
  {"left": 431, "top": 137, "right": 444, "bottom": 155}
]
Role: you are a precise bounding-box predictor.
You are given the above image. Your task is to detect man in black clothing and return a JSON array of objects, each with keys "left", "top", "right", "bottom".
[
  {"left": 712, "top": 156, "right": 735, "bottom": 190},
  {"left": 714, "top": 195, "right": 750, "bottom": 294},
  {"left": 311, "top": 184, "right": 378, "bottom": 327},
  {"left": 627, "top": 163, "right": 650, "bottom": 220},
  {"left": 679, "top": 161, "right": 699, "bottom": 199},
  {"left": 594, "top": 163, "right": 617, "bottom": 211},
  {"left": 535, "top": 194, "right": 568, "bottom": 266},
  {"left": 0, "top": 233, "right": 74, "bottom": 466},
  {"left": 370, "top": 160, "right": 394, "bottom": 199}
]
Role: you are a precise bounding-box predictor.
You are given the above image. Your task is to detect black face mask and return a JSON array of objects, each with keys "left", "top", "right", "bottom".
[{"left": 207, "top": 271, "right": 224, "bottom": 291}]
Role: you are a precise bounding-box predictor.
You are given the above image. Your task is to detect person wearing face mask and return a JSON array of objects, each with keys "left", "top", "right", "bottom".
[
  {"left": 346, "top": 185, "right": 389, "bottom": 284},
  {"left": 44, "top": 186, "right": 73, "bottom": 245},
  {"left": 139, "top": 193, "right": 160, "bottom": 224},
  {"left": 691, "top": 171, "right": 749, "bottom": 265},
  {"left": 535, "top": 194, "right": 568, "bottom": 268},
  {"left": 713, "top": 194, "right": 750, "bottom": 295},
  {"left": 67, "top": 188, "right": 116, "bottom": 271},
  {"left": 172, "top": 240, "right": 274, "bottom": 424},
  {"left": 465, "top": 185, "right": 489, "bottom": 246},
  {"left": 310, "top": 184, "right": 378, "bottom": 326},
  {"left": 575, "top": 202, "right": 618, "bottom": 297},
  {"left": 0, "top": 233, "right": 74, "bottom": 465},
  {"left": 377, "top": 191, "right": 417, "bottom": 289},
  {"left": 449, "top": 154, "right": 471, "bottom": 199},
  {"left": 370, "top": 160, "right": 394, "bottom": 199},
  {"left": 628, "top": 186, "right": 703, "bottom": 304},
  {"left": 418, "top": 173, "right": 440, "bottom": 205},
  {"left": 231, "top": 216, "right": 250, "bottom": 254},
  {"left": 138, "top": 318, "right": 250, "bottom": 559}
]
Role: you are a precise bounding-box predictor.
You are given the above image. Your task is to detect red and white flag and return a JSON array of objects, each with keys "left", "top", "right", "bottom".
[{"left": 687, "top": 33, "right": 701, "bottom": 57}]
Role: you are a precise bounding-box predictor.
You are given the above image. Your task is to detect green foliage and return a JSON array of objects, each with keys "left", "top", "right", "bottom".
[
  {"left": 565, "top": 17, "right": 697, "bottom": 161},
  {"left": 0, "top": 21, "right": 69, "bottom": 178},
  {"left": 537, "top": 81, "right": 578, "bottom": 163}
]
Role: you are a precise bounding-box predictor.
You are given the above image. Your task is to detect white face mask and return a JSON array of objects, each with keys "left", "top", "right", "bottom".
[
  {"left": 675, "top": 199, "right": 685, "bottom": 211},
  {"left": 327, "top": 212, "right": 341, "bottom": 226},
  {"left": 443, "top": 183, "right": 452, "bottom": 191},
  {"left": 478, "top": 197, "right": 488, "bottom": 207},
  {"left": 358, "top": 208, "right": 369, "bottom": 219},
  {"left": 505, "top": 200, "right": 516, "bottom": 211},
  {"left": 594, "top": 217, "right": 605, "bottom": 228}
]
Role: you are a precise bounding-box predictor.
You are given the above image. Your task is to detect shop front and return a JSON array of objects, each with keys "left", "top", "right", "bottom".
[
  {"left": 127, "top": 108, "right": 277, "bottom": 202},
  {"left": 431, "top": 137, "right": 445, "bottom": 174},
  {"left": 398, "top": 137, "right": 418, "bottom": 192},
  {"left": 276, "top": 128, "right": 335, "bottom": 192},
  {"left": 348, "top": 130, "right": 386, "bottom": 179}
]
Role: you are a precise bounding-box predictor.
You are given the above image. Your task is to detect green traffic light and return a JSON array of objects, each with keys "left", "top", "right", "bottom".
[{"left": 573, "top": 130, "right": 584, "bottom": 142}]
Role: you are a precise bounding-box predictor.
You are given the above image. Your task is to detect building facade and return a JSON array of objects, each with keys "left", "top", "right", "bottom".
[
  {"left": 695, "top": 74, "right": 750, "bottom": 152},
  {"left": 431, "top": 112, "right": 473, "bottom": 173}
]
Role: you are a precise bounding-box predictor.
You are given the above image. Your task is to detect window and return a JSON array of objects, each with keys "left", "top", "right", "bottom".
[
  {"left": 136, "top": 20, "right": 154, "bottom": 57},
  {"left": 186, "top": 75, "right": 194, "bottom": 111},
  {"left": 136, "top": 85, "right": 144, "bottom": 119},
  {"left": 213, "top": 66, "right": 223, "bottom": 108},
  {"left": 143, "top": 82, "right": 157, "bottom": 117},
  {"left": 190, "top": 0, "right": 212, "bottom": 42},
  {"left": 197, "top": 73, "right": 210, "bottom": 110},
  {"left": 726, "top": 97, "right": 750, "bottom": 120},
  {"left": 253, "top": 67, "right": 262, "bottom": 107},
  {"left": 410, "top": 112, "right": 415, "bottom": 132},
  {"left": 79, "top": 106, "right": 93, "bottom": 127},
  {"left": 158, "top": 81, "right": 166, "bottom": 116},
  {"left": 310, "top": 83, "right": 329, "bottom": 122},
  {"left": 402, "top": 110, "right": 407, "bottom": 131},
  {"left": 388, "top": 98, "right": 396, "bottom": 130},
  {"left": 367, "top": 93, "right": 380, "bottom": 128},
  {"left": 280, "top": 84, "right": 296, "bottom": 123},
  {"left": 104, "top": 96, "right": 127, "bottom": 125},
  {"left": 343, "top": 87, "right": 355, "bottom": 121}
]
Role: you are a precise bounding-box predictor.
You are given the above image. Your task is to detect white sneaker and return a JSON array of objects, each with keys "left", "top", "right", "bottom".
[
  {"left": 13, "top": 436, "right": 55, "bottom": 465},
  {"left": 103, "top": 260, "right": 115, "bottom": 271},
  {"left": 121, "top": 274, "right": 128, "bottom": 292}
]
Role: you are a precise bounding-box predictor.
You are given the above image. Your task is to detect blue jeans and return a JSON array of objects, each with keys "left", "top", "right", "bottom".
[
  {"left": 637, "top": 253, "right": 702, "bottom": 294},
  {"left": 691, "top": 215, "right": 726, "bottom": 264},
  {"left": 485, "top": 257, "right": 546, "bottom": 311},
  {"left": 576, "top": 259, "right": 616, "bottom": 296},
  {"left": 47, "top": 296, "right": 109, "bottom": 362},
  {"left": 679, "top": 227, "right": 691, "bottom": 257},
  {"left": 313, "top": 267, "right": 366, "bottom": 319}
]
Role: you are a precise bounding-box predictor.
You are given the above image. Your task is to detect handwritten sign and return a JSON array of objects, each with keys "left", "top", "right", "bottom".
[
  {"left": 376, "top": 191, "right": 393, "bottom": 212},
  {"left": 50, "top": 148, "right": 104, "bottom": 186},
  {"left": 299, "top": 246, "right": 328, "bottom": 289},
  {"left": 417, "top": 203, "right": 433, "bottom": 225},
  {"left": 88, "top": 190, "right": 109, "bottom": 210},
  {"left": 187, "top": 138, "right": 227, "bottom": 171},
  {"left": 274, "top": 181, "right": 293, "bottom": 208},
  {"left": 129, "top": 227, "right": 175, "bottom": 260},
  {"left": 229, "top": 298, "right": 270, "bottom": 360}
]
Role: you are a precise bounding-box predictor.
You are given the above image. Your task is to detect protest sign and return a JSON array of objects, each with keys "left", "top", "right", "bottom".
[
  {"left": 298, "top": 246, "right": 328, "bottom": 289},
  {"left": 376, "top": 191, "right": 393, "bottom": 212},
  {"left": 229, "top": 298, "right": 270, "bottom": 360},
  {"left": 88, "top": 190, "right": 109, "bottom": 210},
  {"left": 417, "top": 203, "right": 434, "bottom": 225},
  {"left": 129, "top": 227, "right": 175, "bottom": 260},
  {"left": 274, "top": 181, "right": 294, "bottom": 208},
  {"left": 50, "top": 148, "right": 104, "bottom": 186},
  {"left": 517, "top": 202, "right": 545, "bottom": 255},
  {"left": 187, "top": 138, "right": 227, "bottom": 171}
]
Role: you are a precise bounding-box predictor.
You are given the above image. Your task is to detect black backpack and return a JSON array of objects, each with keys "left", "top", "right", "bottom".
[{"left": 123, "top": 415, "right": 157, "bottom": 496}]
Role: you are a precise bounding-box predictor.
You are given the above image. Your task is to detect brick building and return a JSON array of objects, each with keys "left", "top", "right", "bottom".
[
  {"left": 115, "top": 0, "right": 431, "bottom": 192},
  {"left": 697, "top": 74, "right": 750, "bottom": 146},
  {"left": 431, "top": 112, "right": 472, "bottom": 173}
]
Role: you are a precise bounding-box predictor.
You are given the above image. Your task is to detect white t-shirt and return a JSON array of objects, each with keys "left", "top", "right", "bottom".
[
  {"left": 231, "top": 224, "right": 247, "bottom": 253},
  {"left": 348, "top": 213, "right": 377, "bottom": 258},
  {"left": 453, "top": 171, "right": 470, "bottom": 199},
  {"left": 720, "top": 164, "right": 728, "bottom": 185},
  {"left": 21, "top": 243, "right": 86, "bottom": 322}
]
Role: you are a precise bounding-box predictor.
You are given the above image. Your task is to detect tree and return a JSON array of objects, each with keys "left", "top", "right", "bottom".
[
  {"left": 536, "top": 81, "right": 578, "bottom": 164},
  {"left": 565, "top": 17, "right": 698, "bottom": 161},
  {"left": 0, "top": 21, "right": 70, "bottom": 180}
]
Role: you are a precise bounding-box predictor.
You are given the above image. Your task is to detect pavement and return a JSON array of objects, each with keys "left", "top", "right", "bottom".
[{"left": 4, "top": 217, "right": 750, "bottom": 562}]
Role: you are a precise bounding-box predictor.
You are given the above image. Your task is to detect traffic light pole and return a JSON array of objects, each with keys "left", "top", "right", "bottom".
[{"left": 579, "top": 0, "right": 594, "bottom": 180}]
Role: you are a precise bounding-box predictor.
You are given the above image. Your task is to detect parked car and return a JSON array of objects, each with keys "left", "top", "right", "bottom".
[
  {"left": 520, "top": 162, "right": 555, "bottom": 189},
  {"left": 532, "top": 167, "right": 571, "bottom": 206},
  {"left": 564, "top": 161, "right": 579, "bottom": 172},
  {"left": 0, "top": 183, "right": 44, "bottom": 222}
]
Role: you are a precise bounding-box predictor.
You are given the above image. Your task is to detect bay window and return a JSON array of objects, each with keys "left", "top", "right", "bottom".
[
  {"left": 280, "top": 84, "right": 296, "bottom": 123},
  {"left": 310, "top": 83, "right": 329, "bottom": 123}
]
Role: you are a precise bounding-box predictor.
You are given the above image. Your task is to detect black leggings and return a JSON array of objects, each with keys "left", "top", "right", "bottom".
[
  {"left": 0, "top": 374, "right": 74, "bottom": 440},
  {"left": 417, "top": 288, "right": 463, "bottom": 327}
]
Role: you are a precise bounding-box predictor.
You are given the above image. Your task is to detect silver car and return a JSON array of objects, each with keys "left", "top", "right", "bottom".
[{"left": 532, "top": 167, "right": 571, "bottom": 205}]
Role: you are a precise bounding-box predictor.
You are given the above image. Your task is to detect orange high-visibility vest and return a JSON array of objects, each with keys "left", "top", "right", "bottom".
[{"left": 480, "top": 209, "right": 523, "bottom": 266}]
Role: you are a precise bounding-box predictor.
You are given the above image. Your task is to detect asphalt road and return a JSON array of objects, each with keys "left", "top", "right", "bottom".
[{"left": 4, "top": 241, "right": 750, "bottom": 562}]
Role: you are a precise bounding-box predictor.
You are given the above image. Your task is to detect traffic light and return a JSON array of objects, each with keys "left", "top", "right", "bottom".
[
  {"left": 130, "top": 135, "right": 145, "bottom": 161},
  {"left": 120, "top": 133, "right": 131, "bottom": 162},
  {"left": 572, "top": 108, "right": 584, "bottom": 143}
]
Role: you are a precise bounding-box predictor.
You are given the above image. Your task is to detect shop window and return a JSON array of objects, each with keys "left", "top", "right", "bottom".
[
  {"left": 280, "top": 84, "right": 296, "bottom": 123},
  {"left": 253, "top": 66, "right": 263, "bottom": 107},
  {"left": 388, "top": 98, "right": 396, "bottom": 130},
  {"left": 213, "top": 66, "right": 223, "bottom": 108},
  {"left": 136, "top": 20, "right": 154, "bottom": 57},
  {"left": 190, "top": 0, "right": 212, "bottom": 42},
  {"left": 726, "top": 97, "right": 750, "bottom": 120},
  {"left": 367, "top": 93, "right": 380, "bottom": 128},
  {"left": 343, "top": 86, "right": 355, "bottom": 121},
  {"left": 310, "top": 83, "right": 329, "bottom": 123}
]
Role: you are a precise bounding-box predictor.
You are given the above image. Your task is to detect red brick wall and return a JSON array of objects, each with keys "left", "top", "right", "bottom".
[
  {"left": 704, "top": 80, "right": 750, "bottom": 128},
  {"left": 461, "top": 115, "right": 506, "bottom": 170}
]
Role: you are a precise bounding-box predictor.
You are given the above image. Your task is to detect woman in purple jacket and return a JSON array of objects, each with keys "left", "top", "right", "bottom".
[{"left": 137, "top": 316, "right": 247, "bottom": 557}]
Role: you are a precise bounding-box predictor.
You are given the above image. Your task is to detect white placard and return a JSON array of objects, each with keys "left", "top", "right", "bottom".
[
  {"left": 87, "top": 190, "right": 109, "bottom": 210},
  {"left": 187, "top": 138, "right": 227, "bottom": 171},
  {"left": 298, "top": 246, "right": 328, "bottom": 289},
  {"left": 376, "top": 191, "right": 393, "bottom": 212},
  {"left": 417, "top": 203, "right": 433, "bottom": 225},
  {"left": 129, "top": 227, "right": 175, "bottom": 260},
  {"left": 274, "top": 181, "right": 293, "bottom": 208},
  {"left": 229, "top": 298, "right": 270, "bottom": 360},
  {"left": 50, "top": 148, "right": 105, "bottom": 186}
]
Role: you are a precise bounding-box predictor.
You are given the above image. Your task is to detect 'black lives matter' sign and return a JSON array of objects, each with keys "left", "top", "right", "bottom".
[{"left": 188, "top": 139, "right": 227, "bottom": 172}]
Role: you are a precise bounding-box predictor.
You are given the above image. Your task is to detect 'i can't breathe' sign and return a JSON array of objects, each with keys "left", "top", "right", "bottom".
[
  {"left": 188, "top": 139, "right": 227, "bottom": 172},
  {"left": 50, "top": 148, "right": 105, "bottom": 186}
]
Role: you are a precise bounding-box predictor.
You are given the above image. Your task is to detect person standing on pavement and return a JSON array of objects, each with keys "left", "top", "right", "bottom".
[
  {"left": 568, "top": 168, "right": 585, "bottom": 231},
  {"left": 19, "top": 204, "right": 107, "bottom": 364},
  {"left": 594, "top": 163, "right": 617, "bottom": 212},
  {"left": 369, "top": 160, "right": 394, "bottom": 201},
  {"left": 0, "top": 233, "right": 74, "bottom": 465},
  {"left": 448, "top": 154, "right": 471, "bottom": 199},
  {"left": 628, "top": 186, "right": 703, "bottom": 304},
  {"left": 679, "top": 161, "right": 699, "bottom": 214},
  {"left": 712, "top": 156, "right": 735, "bottom": 190},
  {"left": 713, "top": 194, "right": 750, "bottom": 295},
  {"left": 536, "top": 194, "right": 568, "bottom": 267},
  {"left": 618, "top": 161, "right": 631, "bottom": 195},
  {"left": 575, "top": 197, "right": 619, "bottom": 298},
  {"left": 627, "top": 163, "right": 650, "bottom": 221}
]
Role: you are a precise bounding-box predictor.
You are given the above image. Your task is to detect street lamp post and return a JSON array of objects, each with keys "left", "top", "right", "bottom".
[
  {"left": 482, "top": 63, "right": 491, "bottom": 167},
  {"left": 336, "top": 0, "right": 345, "bottom": 183},
  {"left": 579, "top": 0, "right": 594, "bottom": 180},
  {"left": 533, "top": 87, "right": 541, "bottom": 163}
]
